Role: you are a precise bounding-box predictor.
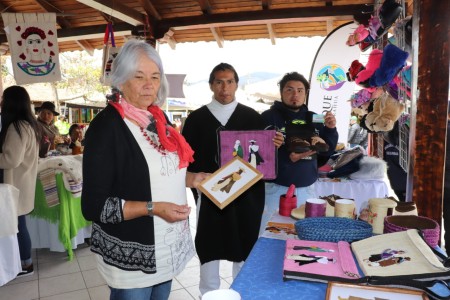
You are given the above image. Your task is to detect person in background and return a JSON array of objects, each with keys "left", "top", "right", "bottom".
[
  {"left": 382, "top": 121, "right": 407, "bottom": 202},
  {"left": 54, "top": 116, "right": 70, "bottom": 135},
  {"left": 347, "top": 116, "right": 362, "bottom": 148},
  {"left": 81, "top": 40, "right": 206, "bottom": 300},
  {"left": 182, "top": 62, "right": 283, "bottom": 296},
  {"left": 35, "top": 101, "right": 66, "bottom": 157},
  {"left": 68, "top": 123, "right": 84, "bottom": 148},
  {"left": 259, "top": 72, "right": 338, "bottom": 234},
  {"left": 0, "top": 86, "right": 40, "bottom": 276}
]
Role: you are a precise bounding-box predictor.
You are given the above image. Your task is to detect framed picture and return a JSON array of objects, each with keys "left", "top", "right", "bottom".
[
  {"left": 219, "top": 129, "right": 277, "bottom": 180},
  {"left": 326, "top": 282, "right": 429, "bottom": 300},
  {"left": 198, "top": 156, "right": 263, "bottom": 209}
]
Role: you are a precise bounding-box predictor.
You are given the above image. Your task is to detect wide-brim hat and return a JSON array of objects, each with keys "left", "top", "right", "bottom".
[{"left": 35, "top": 101, "right": 59, "bottom": 116}]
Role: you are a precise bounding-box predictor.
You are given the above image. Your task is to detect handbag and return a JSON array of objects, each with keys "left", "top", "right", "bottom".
[
  {"left": 218, "top": 129, "right": 277, "bottom": 180},
  {"left": 100, "top": 22, "right": 119, "bottom": 86}
]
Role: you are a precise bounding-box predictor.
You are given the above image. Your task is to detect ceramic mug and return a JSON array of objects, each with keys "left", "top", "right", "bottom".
[
  {"left": 305, "top": 198, "right": 327, "bottom": 218},
  {"left": 202, "top": 289, "right": 241, "bottom": 300},
  {"left": 334, "top": 199, "right": 356, "bottom": 219}
]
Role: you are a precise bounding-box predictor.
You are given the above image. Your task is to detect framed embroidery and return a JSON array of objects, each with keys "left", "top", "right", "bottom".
[
  {"left": 198, "top": 156, "right": 263, "bottom": 210},
  {"left": 326, "top": 282, "right": 429, "bottom": 300},
  {"left": 219, "top": 129, "right": 277, "bottom": 180}
]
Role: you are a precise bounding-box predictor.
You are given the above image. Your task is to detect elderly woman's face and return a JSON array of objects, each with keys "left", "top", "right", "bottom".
[{"left": 120, "top": 54, "right": 161, "bottom": 110}]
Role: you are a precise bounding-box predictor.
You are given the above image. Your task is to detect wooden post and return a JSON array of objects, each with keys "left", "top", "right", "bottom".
[{"left": 408, "top": 0, "right": 449, "bottom": 226}]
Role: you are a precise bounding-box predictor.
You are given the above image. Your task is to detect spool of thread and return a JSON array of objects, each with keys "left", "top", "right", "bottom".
[
  {"left": 368, "top": 198, "right": 398, "bottom": 234},
  {"left": 305, "top": 198, "right": 327, "bottom": 218},
  {"left": 279, "top": 194, "right": 297, "bottom": 216}
]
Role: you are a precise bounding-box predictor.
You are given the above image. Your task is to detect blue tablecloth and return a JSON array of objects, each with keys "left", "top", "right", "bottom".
[{"left": 231, "top": 237, "right": 327, "bottom": 299}]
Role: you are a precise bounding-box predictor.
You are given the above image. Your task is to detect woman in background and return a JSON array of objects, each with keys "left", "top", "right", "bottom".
[{"left": 0, "top": 86, "right": 40, "bottom": 276}]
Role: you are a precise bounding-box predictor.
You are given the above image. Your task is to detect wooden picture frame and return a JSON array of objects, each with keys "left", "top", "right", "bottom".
[
  {"left": 198, "top": 156, "right": 263, "bottom": 210},
  {"left": 326, "top": 282, "right": 429, "bottom": 300},
  {"left": 219, "top": 129, "right": 277, "bottom": 180}
]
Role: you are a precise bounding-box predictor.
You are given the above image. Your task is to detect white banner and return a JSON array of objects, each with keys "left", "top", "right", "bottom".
[
  {"left": 2, "top": 13, "right": 61, "bottom": 85},
  {"left": 308, "top": 22, "right": 361, "bottom": 144}
]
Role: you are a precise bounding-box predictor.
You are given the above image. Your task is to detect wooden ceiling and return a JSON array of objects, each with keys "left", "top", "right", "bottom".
[{"left": 0, "top": 0, "right": 413, "bottom": 54}]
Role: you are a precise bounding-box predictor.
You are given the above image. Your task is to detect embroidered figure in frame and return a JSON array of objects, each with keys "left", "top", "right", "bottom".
[{"left": 248, "top": 139, "right": 264, "bottom": 167}]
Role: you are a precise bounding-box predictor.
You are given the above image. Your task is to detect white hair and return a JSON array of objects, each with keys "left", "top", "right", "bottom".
[{"left": 110, "top": 39, "right": 169, "bottom": 107}]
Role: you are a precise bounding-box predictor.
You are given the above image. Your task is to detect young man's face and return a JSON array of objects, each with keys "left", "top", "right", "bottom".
[
  {"left": 210, "top": 69, "right": 238, "bottom": 105},
  {"left": 281, "top": 80, "right": 307, "bottom": 111}
]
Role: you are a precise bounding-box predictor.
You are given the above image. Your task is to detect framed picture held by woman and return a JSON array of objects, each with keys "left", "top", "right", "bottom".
[{"left": 198, "top": 156, "right": 262, "bottom": 209}]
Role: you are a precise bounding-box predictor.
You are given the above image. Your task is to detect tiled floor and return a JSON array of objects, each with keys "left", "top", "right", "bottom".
[{"left": 0, "top": 190, "right": 234, "bottom": 300}]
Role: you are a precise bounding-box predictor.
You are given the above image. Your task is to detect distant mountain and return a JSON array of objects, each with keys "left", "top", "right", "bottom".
[{"left": 186, "top": 71, "right": 281, "bottom": 86}]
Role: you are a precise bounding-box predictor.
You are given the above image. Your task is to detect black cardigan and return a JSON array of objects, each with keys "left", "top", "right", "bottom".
[{"left": 81, "top": 104, "right": 156, "bottom": 273}]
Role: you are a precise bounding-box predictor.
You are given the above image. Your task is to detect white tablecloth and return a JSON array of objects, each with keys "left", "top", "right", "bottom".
[
  {"left": 0, "top": 235, "right": 21, "bottom": 286},
  {"left": 26, "top": 216, "right": 91, "bottom": 253},
  {"left": 313, "top": 178, "right": 390, "bottom": 214},
  {"left": 0, "top": 184, "right": 21, "bottom": 286}
]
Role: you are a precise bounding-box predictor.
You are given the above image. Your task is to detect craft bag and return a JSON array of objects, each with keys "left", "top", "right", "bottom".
[
  {"left": 351, "top": 229, "right": 448, "bottom": 277},
  {"left": 100, "top": 23, "right": 119, "bottom": 86},
  {"left": 219, "top": 129, "right": 277, "bottom": 180}
]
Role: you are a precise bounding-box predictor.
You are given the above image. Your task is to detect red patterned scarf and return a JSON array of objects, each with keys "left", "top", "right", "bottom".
[{"left": 110, "top": 99, "right": 194, "bottom": 169}]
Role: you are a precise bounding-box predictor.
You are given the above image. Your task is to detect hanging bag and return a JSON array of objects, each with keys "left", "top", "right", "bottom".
[{"left": 100, "top": 23, "right": 119, "bottom": 86}]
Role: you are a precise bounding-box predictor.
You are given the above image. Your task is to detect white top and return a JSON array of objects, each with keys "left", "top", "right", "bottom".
[
  {"left": 96, "top": 118, "right": 195, "bottom": 289},
  {"left": 207, "top": 98, "right": 238, "bottom": 126}
]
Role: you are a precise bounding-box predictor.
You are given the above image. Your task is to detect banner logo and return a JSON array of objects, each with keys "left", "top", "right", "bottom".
[{"left": 316, "top": 64, "right": 347, "bottom": 91}]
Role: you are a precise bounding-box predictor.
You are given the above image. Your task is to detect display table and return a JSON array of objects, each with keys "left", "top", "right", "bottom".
[
  {"left": 29, "top": 156, "right": 91, "bottom": 260},
  {"left": 313, "top": 178, "right": 390, "bottom": 213},
  {"left": 231, "top": 237, "right": 327, "bottom": 299}
]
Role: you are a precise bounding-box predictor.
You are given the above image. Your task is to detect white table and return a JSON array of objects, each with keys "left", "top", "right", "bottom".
[
  {"left": 313, "top": 178, "right": 390, "bottom": 214},
  {"left": 26, "top": 216, "right": 91, "bottom": 253},
  {"left": 0, "top": 184, "right": 21, "bottom": 286}
]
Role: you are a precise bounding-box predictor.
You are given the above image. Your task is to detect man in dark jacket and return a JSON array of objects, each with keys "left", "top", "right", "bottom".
[
  {"left": 259, "top": 72, "right": 338, "bottom": 234},
  {"left": 182, "top": 63, "right": 282, "bottom": 296}
]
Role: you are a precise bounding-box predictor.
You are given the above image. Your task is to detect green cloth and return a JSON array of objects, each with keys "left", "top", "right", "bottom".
[{"left": 31, "top": 173, "right": 91, "bottom": 260}]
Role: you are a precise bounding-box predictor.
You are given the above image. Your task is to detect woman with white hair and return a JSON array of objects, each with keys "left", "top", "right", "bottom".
[{"left": 81, "top": 39, "right": 207, "bottom": 300}]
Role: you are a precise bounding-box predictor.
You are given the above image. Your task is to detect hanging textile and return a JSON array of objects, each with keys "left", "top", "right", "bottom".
[
  {"left": 2, "top": 13, "right": 61, "bottom": 85},
  {"left": 100, "top": 23, "right": 119, "bottom": 86}
]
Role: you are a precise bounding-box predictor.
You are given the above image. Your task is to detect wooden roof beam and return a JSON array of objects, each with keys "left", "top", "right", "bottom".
[
  {"left": 139, "top": 0, "right": 161, "bottom": 21},
  {"left": 210, "top": 27, "right": 224, "bottom": 48},
  {"left": 159, "top": 29, "right": 176, "bottom": 50},
  {"left": 267, "top": 23, "right": 276, "bottom": 45},
  {"left": 76, "top": 0, "right": 146, "bottom": 26},
  {"left": 261, "top": 0, "right": 272, "bottom": 10},
  {"left": 154, "top": 4, "right": 372, "bottom": 37},
  {"left": 0, "top": 23, "right": 142, "bottom": 44},
  {"left": 76, "top": 40, "right": 95, "bottom": 56},
  {"left": 34, "top": 0, "right": 71, "bottom": 28},
  {"left": 197, "top": 0, "right": 213, "bottom": 15}
]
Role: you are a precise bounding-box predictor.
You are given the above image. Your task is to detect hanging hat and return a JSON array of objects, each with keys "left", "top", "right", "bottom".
[
  {"left": 35, "top": 101, "right": 60, "bottom": 116},
  {"left": 369, "top": 44, "right": 409, "bottom": 87},
  {"left": 355, "top": 49, "right": 383, "bottom": 88}
]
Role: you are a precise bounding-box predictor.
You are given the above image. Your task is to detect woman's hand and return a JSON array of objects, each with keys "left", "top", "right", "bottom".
[
  {"left": 273, "top": 131, "right": 284, "bottom": 148},
  {"left": 153, "top": 202, "right": 191, "bottom": 223},
  {"left": 186, "top": 171, "right": 210, "bottom": 188},
  {"left": 289, "top": 150, "right": 316, "bottom": 162}
]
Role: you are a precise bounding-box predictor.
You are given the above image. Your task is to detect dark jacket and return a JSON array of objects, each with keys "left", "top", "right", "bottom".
[
  {"left": 261, "top": 101, "right": 338, "bottom": 187},
  {"left": 182, "top": 103, "right": 265, "bottom": 264},
  {"left": 81, "top": 104, "right": 156, "bottom": 274}
]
